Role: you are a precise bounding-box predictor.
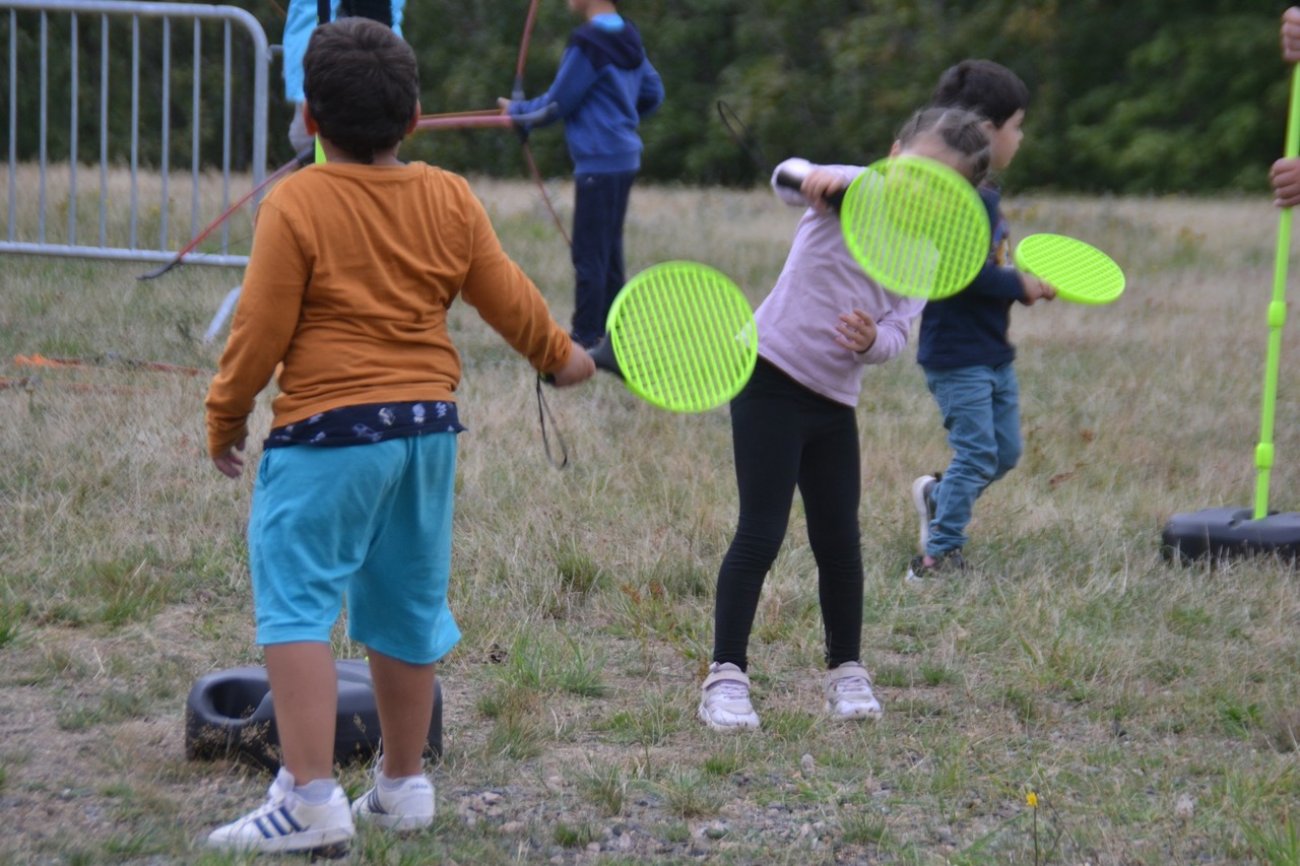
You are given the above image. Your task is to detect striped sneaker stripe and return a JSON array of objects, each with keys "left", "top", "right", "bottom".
[{"left": 254, "top": 805, "right": 305, "bottom": 839}]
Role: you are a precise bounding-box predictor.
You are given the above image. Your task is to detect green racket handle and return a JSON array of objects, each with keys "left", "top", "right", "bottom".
[{"left": 775, "top": 167, "right": 845, "bottom": 210}]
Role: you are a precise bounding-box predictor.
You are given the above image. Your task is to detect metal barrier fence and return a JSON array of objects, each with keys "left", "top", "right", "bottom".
[{"left": 1, "top": 0, "right": 269, "bottom": 268}]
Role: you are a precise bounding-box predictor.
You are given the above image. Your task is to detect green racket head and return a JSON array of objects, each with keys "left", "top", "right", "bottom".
[
  {"left": 840, "top": 155, "right": 990, "bottom": 300},
  {"left": 605, "top": 261, "right": 758, "bottom": 413},
  {"left": 1014, "top": 233, "right": 1125, "bottom": 305}
]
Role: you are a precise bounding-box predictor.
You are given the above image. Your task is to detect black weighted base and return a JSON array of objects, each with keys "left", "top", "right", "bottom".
[
  {"left": 1161, "top": 506, "right": 1300, "bottom": 564},
  {"left": 185, "top": 658, "right": 442, "bottom": 772}
]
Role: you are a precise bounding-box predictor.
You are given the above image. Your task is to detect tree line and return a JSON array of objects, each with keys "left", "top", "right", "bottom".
[{"left": 2, "top": 0, "right": 1291, "bottom": 194}]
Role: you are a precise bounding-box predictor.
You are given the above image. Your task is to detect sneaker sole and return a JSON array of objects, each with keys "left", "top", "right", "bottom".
[
  {"left": 697, "top": 703, "right": 760, "bottom": 732},
  {"left": 910, "top": 476, "right": 934, "bottom": 553},
  {"left": 357, "top": 812, "right": 434, "bottom": 832},
  {"left": 209, "top": 828, "right": 353, "bottom": 856},
  {"left": 825, "top": 700, "right": 883, "bottom": 720}
]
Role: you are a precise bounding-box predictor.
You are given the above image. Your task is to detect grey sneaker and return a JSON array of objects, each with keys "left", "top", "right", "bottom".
[
  {"left": 698, "top": 662, "right": 760, "bottom": 731},
  {"left": 824, "top": 661, "right": 883, "bottom": 720},
  {"left": 206, "top": 768, "right": 353, "bottom": 856},
  {"left": 906, "top": 549, "right": 968, "bottom": 583},
  {"left": 910, "top": 474, "right": 939, "bottom": 553}
]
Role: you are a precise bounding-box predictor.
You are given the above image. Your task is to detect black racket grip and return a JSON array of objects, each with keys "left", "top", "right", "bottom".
[
  {"left": 774, "top": 168, "right": 845, "bottom": 211},
  {"left": 540, "top": 337, "right": 623, "bottom": 385}
]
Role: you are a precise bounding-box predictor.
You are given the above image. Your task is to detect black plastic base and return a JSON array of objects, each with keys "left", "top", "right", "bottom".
[
  {"left": 184, "top": 658, "right": 442, "bottom": 772},
  {"left": 1161, "top": 507, "right": 1300, "bottom": 564}
]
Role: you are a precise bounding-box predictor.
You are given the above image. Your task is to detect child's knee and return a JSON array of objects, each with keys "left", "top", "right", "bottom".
[
  {"left": 996, "top": 444, "right": 1022, "bottom": 477},
  {"left": 957, "top": 446, "right": 1000, "bottom": 483}
]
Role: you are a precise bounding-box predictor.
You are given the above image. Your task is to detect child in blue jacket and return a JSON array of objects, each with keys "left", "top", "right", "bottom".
[
  {"left": 281, "top": 0, "right": 406, "bottom": 151},
  {"left": 500, "top": 0, "right": 664, "bottom": 349}
]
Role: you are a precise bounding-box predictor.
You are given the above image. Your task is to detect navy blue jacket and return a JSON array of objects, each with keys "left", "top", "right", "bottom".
[
  {"left": 916, "top": 187, "right": 1027, "bottom": 370},
  {"left": 509, "top": 14, "right": 664, "bottom": 174}
]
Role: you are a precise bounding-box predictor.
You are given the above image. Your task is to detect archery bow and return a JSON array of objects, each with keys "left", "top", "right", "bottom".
[
  {"left": 138, "top": 145, "right": 315, "bottom": 280},
  {"left": 510, "top": 0, "right": 571, "bottom": 246}
]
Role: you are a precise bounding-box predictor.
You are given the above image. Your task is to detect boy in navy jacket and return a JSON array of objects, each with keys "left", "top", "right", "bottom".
[
  {"left": 501, "top": 0, "right": 664, "bottom": 348},
  {"left": 907, "top": 60, "right": 1055, "bottom": 581}
]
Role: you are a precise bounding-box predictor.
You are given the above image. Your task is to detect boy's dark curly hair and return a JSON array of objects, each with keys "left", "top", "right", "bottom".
[{"left": 304, "top": 17, "right": 418, "bottom": 164}]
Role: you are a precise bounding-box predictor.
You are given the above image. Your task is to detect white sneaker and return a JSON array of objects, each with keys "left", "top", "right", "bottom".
[
  {"left": 352, "top": 767, "right": 435, "bottom": 831},
  {"left": 207, "top": 768, "right": 354, "bottom": 855},
  {"left": 824, "top": 662, "right": 883, "bottom": 721},
  {"left": 698, "top": 662, "right": 760, "bottom": 731},
  {"left": 911, "top": 474, "right": 939, "bottom": 553}
]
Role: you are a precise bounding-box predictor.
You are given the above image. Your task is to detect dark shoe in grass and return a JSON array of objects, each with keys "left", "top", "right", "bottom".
[{"left": 905, "top": 549, "right": 967, "bottom": 584}]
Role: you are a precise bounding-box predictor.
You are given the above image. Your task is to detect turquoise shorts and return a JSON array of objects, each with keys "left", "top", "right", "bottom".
[{"left": 247, "top": 432, "right": 461, "bottom": 665}]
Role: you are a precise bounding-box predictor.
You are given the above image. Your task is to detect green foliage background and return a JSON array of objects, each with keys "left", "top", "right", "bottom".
[{"left": 1, "top": 0, "right": 1292, "bottom": 193}]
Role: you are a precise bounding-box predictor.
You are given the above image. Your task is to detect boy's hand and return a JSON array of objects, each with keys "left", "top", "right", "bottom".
[
  {"left": 212, "top": 437, "right": 247, "bottom": 478},
  {"left": 1283, "top": 7, "right": 1300, "bottom": 63},
  {"left": 496, "top": 97, "right": 513, "bottom": 113},
  {"left": 801, "top": 169, "right": 849, "bottom": 211},
  {"left": 834, "top": 309, "right": 878, "bottom": 353},
  {"left": 1019, "top": 273, "right": 1056, "bottom": 305},
  {"left": 1272, "top": 157, "right": 1300, "bottom": 207},
  {"left": 548, "top": 340, "right": 596, "bottom": 387}
]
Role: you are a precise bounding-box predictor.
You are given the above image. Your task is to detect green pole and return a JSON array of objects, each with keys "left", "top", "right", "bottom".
[{"left": 1254, "top": 65, "right": 1300, "bottom": 519}]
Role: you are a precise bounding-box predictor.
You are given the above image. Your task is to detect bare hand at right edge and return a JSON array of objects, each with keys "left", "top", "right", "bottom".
[
  {"left": 212, "top": 437, "right": 247, "bottom": 478},
  {"left": 548, "top": 340, "right": 597, "bottom": 387},
  {"left": 1272, "top": 157, "right": 1300, "bottom": 208},
  {"left": 1283, "top": 7, "right": 1300, "bottom": 63},
  {"left": 1019, "top": 273, "right": 1056, "bottom": 305}
]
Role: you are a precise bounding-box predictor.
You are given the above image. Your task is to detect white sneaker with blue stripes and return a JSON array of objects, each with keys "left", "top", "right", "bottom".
[
  {"left": 352, "top": 767, "right": 435, "bottom": 831},
  {"left": 206, "top": 768, "right": 353, "bottom": 855}
]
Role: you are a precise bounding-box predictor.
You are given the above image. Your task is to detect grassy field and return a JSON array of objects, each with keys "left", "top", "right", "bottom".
[{"left": 1, "top": 172, "right": 1299, "bottom": 865}]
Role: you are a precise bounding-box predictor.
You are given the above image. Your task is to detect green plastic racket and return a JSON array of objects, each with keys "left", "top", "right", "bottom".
[
  {"left": 588, "top": 261, "right": 758, "bottom": 413},
  {"left": 777, "top": 156, "right": 989, "bottom": 300},
  {"left": 1013, "top": 233, "right": 1126, "bottom": 305},
  {"left": 839, "top": 156, "right": 990, "bottom": 300}
]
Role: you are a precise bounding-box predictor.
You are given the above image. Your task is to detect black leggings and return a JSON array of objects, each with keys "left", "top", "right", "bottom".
[{"left": 712, "top": 359, "right": 864, "bottom": 671}]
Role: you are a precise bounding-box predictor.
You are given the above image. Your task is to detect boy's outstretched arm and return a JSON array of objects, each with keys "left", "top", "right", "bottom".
[{"left": 501, "top": 46, "right": 598, "bottom": 129}]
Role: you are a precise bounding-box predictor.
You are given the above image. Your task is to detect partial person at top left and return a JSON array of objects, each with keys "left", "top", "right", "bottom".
[{"left": 281, "top": 0, "right": 407, "bottom": 152}]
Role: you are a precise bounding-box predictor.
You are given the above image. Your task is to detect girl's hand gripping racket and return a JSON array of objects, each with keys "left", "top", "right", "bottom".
[
  {"left": 777, "top": 156, "right": 990, "bottom": 300},
  {"left": 1013, "top": 233, "right": 1125, "bottom": 305},
  {"left": 588, "top": 261, "right": 759, "bottom": 413}
]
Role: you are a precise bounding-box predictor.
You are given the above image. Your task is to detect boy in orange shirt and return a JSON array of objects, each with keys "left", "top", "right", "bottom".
[{"left": 204, "top": 18, "right": 593, "bottom": 855}]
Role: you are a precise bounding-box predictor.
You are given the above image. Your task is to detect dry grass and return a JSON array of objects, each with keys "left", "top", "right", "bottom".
[{"left": 1, "top": 170, "right": 1299, "bottom": 865}]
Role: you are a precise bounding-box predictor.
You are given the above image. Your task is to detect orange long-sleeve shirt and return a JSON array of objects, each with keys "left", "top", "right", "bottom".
[{"left": 205, "top": 162, "right": 572, "bottom": 458}]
